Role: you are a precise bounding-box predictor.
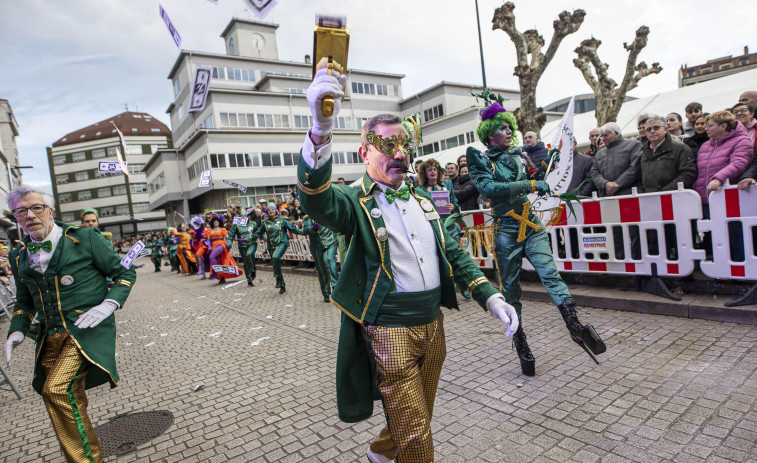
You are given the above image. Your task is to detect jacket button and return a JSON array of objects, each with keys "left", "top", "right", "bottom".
[
  {"left": 357, "top": 299, "right": 362, "bottom": 305},
  {"left": 357, "top": 281, "right": 362, "bottom": 285}
]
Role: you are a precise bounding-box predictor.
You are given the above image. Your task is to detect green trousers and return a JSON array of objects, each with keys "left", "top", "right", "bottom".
[
  {"left": 270, "top": 244, "right": 288, "bottom": 286},
  {"left": 239, "top": 243, "right": 257, "bottom": 283},
  {"left": 313, "top": 244, "right": 339, "bottom": 297}
]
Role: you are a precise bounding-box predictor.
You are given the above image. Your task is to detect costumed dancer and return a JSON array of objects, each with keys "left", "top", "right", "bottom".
[
  {"left": 164, "top": 228, "right": 180, "bottom": 272},
  {"left": 148, "top": 233, "right": 163, "bottom": 272},
  {"left": 190, "top": 216, "right": 210, "bottom": 279},
  {"left": 298, "top": 69, "right": 518, "bottom": 462},
  {"left": 302, "top": 215, "right": 339, "bottom": 303},
  {"left": 250, "top": 203, "right": 305, "bottom": 294},
  {"left": 466, "top": 93, "right": 606, "bottom": 377},
  {"left": 3, "top": 185, "right": 136, "bottom": 463},
  {"left": 175, "top": 223, "right": 197, "bottom": 275},
  {"left": 206, "top": 215, "right": 240, "bottom": 285},
  {"left": 227, "top": 209, "right": 257, "bottom": 287}
]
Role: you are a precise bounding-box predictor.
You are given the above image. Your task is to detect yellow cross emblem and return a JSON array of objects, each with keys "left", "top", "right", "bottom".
[{"left": 505, "top": 201, "right": 542, "bottom": 242}]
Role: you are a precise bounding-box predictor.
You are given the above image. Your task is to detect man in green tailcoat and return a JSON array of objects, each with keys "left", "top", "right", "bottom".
[
  {"left": 228, "top": 210, "right": 257, "bottom": 286},
  {"left": 148, "top": 233, "right": 164, "bottom": 272},
  {"left": 298, "top": 68, "right": 519, "bottom": 463},
  {"left": 302, "top": 214, "right": 339, "bottom": 303},
  {"left": 3, "top": 185, "right": 136, "bottom": 463}
]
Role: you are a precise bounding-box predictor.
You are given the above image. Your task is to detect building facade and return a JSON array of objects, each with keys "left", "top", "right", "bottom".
[
  {"left": 679, "top": 46, "right": 757, "bottom": 87},
  {"left": 48, "top": 111, "right": 172, "bottom": 239},
  {"left": 146, "top": 18, "right": 526, "bottom": 220},
  {"left": 0, "top": 99, "right": 23, "bottom": 243}
]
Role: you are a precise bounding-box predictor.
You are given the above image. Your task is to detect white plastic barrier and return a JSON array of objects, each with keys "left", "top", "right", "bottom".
[{"left": 698, "top": 183, "right": 757, "bottom": 280}]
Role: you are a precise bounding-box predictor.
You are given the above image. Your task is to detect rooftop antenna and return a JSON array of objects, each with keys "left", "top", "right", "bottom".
[
  {"left": 136, "top": 103, "right": 141, "bottom": 112},
  {"left": 123, "top": 103, "right": 129, "bottom": 112}
]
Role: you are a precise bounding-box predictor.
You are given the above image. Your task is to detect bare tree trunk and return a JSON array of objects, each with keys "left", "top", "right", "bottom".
[
  {"left": 573, "top": 26, "right": 662, "bottom": 126},
  {"left": 493, "top": 2, "right": 585, "bottom": 136}
]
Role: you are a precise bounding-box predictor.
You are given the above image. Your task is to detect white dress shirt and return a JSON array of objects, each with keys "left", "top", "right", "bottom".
[{"left": 28, "top": 224, "right": 63, "bottom": 274}]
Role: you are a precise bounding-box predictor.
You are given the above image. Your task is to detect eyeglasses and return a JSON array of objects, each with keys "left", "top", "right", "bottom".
[
  {"left": 645, "top": 125, "right": 664, "bottom": 133},
  {"left": 732, "top": 108, "right": 751, "bottom": 115},
  {"left": 12, "top": 204, "right": 48, "bottom": 218}
]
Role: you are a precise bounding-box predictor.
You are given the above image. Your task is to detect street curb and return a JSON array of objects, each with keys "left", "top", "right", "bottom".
[{"left": 258, "top": 264, "right": 757, "bottom": 326}]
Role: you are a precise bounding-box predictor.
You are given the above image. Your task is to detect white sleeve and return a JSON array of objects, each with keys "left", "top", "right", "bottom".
[{"left": 302, "top": 131, "right": 333, "bottom": 169}]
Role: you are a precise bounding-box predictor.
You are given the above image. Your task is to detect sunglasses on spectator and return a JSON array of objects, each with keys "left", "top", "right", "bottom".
[
  {"left": 732, "top": 108, "right": 751, "bottom": 115},
  {"left": 644, "top": 125, "right": 664, "bottom": 132}
]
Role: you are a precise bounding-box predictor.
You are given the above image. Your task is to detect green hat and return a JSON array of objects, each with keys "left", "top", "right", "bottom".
[{"left": 81, "top": 208, "right": 99, "bottom": 219}]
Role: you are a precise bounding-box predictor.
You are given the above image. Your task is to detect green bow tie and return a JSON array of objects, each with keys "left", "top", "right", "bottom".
[
  {"left": 27, "top": 240, "right": 52, "bottom": 254},
  {"left": 384, "top": 185, "right": 410, "bottom": 204}
]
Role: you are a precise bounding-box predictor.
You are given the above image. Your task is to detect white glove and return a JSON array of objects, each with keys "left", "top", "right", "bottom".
[
  {"left": 4, "top": 331, "right": 25, "bottom": 369},
  {"left": 74, "top": 300, "right": 118, "bottom": 329},
  {"left": 306, "top": 67, "right": 347, "bottom": 136},
  {"left": 487, "top": 294, "right": 519, "bottom": 338}
]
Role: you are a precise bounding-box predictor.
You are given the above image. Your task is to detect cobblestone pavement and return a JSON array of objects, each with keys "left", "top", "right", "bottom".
[{"left": 2, "top": 265, "right": 757, "bottom": 463}]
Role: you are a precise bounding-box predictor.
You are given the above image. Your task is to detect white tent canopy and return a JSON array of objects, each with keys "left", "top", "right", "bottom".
[{"left": 542, "top": 68, "right": 757, "bottom": 146}]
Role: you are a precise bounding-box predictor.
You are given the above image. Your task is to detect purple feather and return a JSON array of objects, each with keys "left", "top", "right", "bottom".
[{"left": 480, "top": 102, "right": 507, "bottom": 121}]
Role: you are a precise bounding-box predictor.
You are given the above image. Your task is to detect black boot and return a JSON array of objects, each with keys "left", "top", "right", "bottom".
[
  {"left": 275, "top": 277, "right": 282, "bottom": 288},
  {"left": 248, "top": 280, "right": 254, "bottom": 287},
  {"left": 558, "top": 300, "right": 606, "bottom": 356},
  {"left": 324, "top": 294, "right": 330, "bottom": 303},
  {"left": 512, "top": 325, "right": 535, "bottom": 376},
  {"left": 279, "top": 285, "right": 286, "bottom": 294}
]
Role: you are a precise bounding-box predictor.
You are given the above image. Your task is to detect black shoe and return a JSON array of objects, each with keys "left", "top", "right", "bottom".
[
  {"left": 248, "top": 281, "right": 254, "bottom": 287},
  {"left": 558, "top": 300, "right": 606, "bottom": 356},
  {"left": 324, "top": 295, "right": 330, "bottom": 303},
  {"left": 279, "top": 286, "right": 286, "bottom": 294},
  {"left": 275, "top": 277, "right": 282, "bottom": 288},
  {"left": 512, "top": 325, "right": 535, "bottom": 376}
]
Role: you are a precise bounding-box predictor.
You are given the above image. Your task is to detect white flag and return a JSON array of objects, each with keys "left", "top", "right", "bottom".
[
  {"left": 222, "top": 179, "right": 247, "bottom": 193},
  {"left": 158, "top": 4, "right": 182, "bottom": 49},
  {"left": 241, "top": 0, "right": 278, "bottom": 20},
  {"left": 529, "top": 96, "right": 575, "bottom": 212},
  {"left": 110, "top": 122, "right": 131, "bottom": 177},
  {"left": 188, "top": 66, "right": 212, "bottom": 112},
  {"left": 99, "top": 161, "right": 126, "bottom": 173},
  {"left": 121, "top": 241, "right": 146, "bottom": 269},
  {"left": 199, "top": 169, "right": 212, "bottom": 187},
  {"left": 232, "top": 217, "right": 249, "bottom": 226}
]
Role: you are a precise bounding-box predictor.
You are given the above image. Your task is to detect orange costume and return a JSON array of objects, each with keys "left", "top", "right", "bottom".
[
  {"left": 175, "top": 231, "right": 197, "bottom": 274},
  {"left": 206, "top": 228, "right": 240, "bottom": 280}
]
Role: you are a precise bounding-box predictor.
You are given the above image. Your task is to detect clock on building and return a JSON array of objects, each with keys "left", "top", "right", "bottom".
[
  {"left": 228, "top": 36, "right": 236, "bottom": 54},
  {"left": 250, "top": 33, "right": 266, "bottom": 50}
]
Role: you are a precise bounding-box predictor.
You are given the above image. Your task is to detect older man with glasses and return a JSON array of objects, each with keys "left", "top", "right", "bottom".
[{"left": 3, "top": 185, "right": 136, "bottom": 463}]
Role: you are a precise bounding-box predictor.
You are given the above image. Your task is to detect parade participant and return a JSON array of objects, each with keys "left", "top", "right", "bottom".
[
  {"left": 80, "top": 208, "right": 99, "bottom": 228},
  {"left": 148, "top": 233, "right": 163, "bottom": 272},
  {"left": 190, "top": 216, "right": 210, "bottom": 279},
  {"left": 302, "top": 214, "right": 339, "bottom": 302},
  {"left": 466, "top": 96, "right": 606, "bottom": 377},
  {"left": 227, "top": 210, "right": 257, "bottom": 286},
  {"left": 3, "top": 185, "right": 136, "bottom": 463},
  {"left": 250, "top": 203, "right": 305, "bottom": 294},
  {"left": 174, "top": 223, "right": 197, "bottom": 275},
  {"left": 415, "top": 158, "right": 459, "bottom": 215},
  {"left": 206, "top": 215, "right": 239, "bottom": 285},
  {"left": 164, "top": 227, "right": 180, "bottom": 272},
  {"left": 298, "top": 68, "right": 519, "bottom": 462}
]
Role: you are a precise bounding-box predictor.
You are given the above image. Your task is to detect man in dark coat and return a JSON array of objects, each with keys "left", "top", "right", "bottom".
[
  {"left": 590, "top": 122, "right": 642, "bottom": 197},
  {"left": 524, "top": 131, "right": 549, "bottom": 167},
  {"left": 638, "top": 115, "right": 697, "bottom": 193}
]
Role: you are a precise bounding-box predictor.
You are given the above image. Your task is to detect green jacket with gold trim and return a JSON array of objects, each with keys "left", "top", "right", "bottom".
[
  {"left": 250, "top": 216, "right": 304, "bottom": 249},
  {"left": 7, "top": 222, "right": 136, "bottom": 395}
]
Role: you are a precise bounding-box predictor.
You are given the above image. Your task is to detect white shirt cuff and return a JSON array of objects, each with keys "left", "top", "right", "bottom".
[
  {"left": 302, "top": 130, "right": 333, "bottom": 169},
  {"left": 485, "top": 293, "right": 505, "bottom": 311},
  {"left": 104, "top": 298, "right": 121, "bottom": 310}
]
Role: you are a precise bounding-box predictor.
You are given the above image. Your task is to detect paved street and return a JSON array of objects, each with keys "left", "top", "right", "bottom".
[{"left": 2, "top": 265, "right": 757, "bottom": 463}]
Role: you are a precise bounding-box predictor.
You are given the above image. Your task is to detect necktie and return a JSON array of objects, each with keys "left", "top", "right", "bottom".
[
  {"left": 384, "top": 185, "right": 410, "bottom": 204},
  {"left": 27, "top": 240, "right": 52, "bottom": 254}
]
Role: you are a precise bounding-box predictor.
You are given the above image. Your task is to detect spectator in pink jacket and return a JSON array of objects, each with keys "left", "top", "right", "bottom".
[{"left": 692, "top": 111, "right": 754, "bottom": 204}]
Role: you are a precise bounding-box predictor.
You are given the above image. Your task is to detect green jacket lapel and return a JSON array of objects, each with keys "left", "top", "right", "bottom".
[{"left": 358, "top": 190, "right": 392, "bottom": 282}]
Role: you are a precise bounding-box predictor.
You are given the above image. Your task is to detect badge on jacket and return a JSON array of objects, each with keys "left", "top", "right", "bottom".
[
  {"left": 420, "top": 199, "right": 434, "bottom": 212},
  {"left": 376, "top": 227, "right": 388, "bottom": 242},
  {"left": 61, "top": 275, "right": 74, "bottom": 286}
]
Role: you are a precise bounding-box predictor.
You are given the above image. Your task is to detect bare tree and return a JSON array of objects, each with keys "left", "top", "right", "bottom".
[
  {"left": 492, "top": 2, "right": 585, "bottom": 135},
  {"left": 573, "top": 26, "right": 662, "bottom": 126}
]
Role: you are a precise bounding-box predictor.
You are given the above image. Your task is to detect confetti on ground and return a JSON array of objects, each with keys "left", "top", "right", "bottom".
[
  {"left": 145, "top": 342, "right": 157, "bottom": 347},
  {"left": 259, "top": 288, "right": 266, "bottom": 291},
  {"left": 265, "top": 315, "right": 272, "bottom": 319},
  {"left": 197, "top": 315, "right": 208, "bottom": 319},
  {"left": 160, "top": 333, "right": 168, "bottom": 337},
  {"left": 234, "top": 293, "right": 245, "bottom": 296},
  {"left": 209, "top": 332, "right": 222, "bottom": 338},
  {"left": 138, "top": 336, "right": 148, "bottom": 339},
  {"left": 160, "top": 316, "right": 170, "bottom": 319},
  {"left": 517, "top": 383, "right": 524, "bottom": 388},
  {"left": 285, "top": 305, "right": 293, "bottom": 308},
  {"left": 193, "top": 384, "right": 204, "bottom": 392},
  {"left": 170, "top": 318, "right": 178, "bottom": 322},
  {"left": 173, "top": 300, "right": 179, "bottom": 303},
  {"left": 198, "top": 296, "right": 206, "bottom": 298},
  {"left": 250, "top": 336, "right": 270, "bottom": 346},
  {"left": 185, "top": 308, "right": 192, "bottom": 311},
  {"left": 222, "top": 280, "right": 245, "bottom": 290},
  {"left": 124, "top": 343, "right": 133, "bottom": 346},
  {"left": 117, "top": 320, "right": 129, "bottom": 324},
  {"left": 299, "top": 325, "right": 307, "bottom": 329},
  {"left": 115, "top": 353, "right": 119, "bottom": 357},
  {"left": 233, "top": 299, "right": 242, "bottom": 302},
  {"left": 119, "top": 333, "right": 130, "bottom": 337},
  {"left": 215, "top": 301, "right": 221, "bottom": 304},
  {"left": 250, "top": 326, "right": 263, "bottom": 331}
]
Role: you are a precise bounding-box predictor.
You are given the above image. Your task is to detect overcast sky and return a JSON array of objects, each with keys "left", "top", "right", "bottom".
[{"left": 1, "top": 0, "right": 754, "bottom": 192}]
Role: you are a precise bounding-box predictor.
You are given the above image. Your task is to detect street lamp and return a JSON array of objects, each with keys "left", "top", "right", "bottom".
[{"left": 8, "top": 165, "right": 34, "bottom": 241}]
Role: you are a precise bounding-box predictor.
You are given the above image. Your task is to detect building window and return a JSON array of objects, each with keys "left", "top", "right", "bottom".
[
  {"left": 257, "top": 114, "right": 273, "bottom": 127},
  {"left": 95, "top": 170, "right": 117, "bottom": 179},
  {"left": 112, "top": 185, "right": 127, "bottom": 195},
  {"left": 282, "top": 152, "right": 299, "bottom": 166},
  {"left": 130, "top": 183, "right": 148, "bottom": 194},
  {"left": 72, "top": 152, "right": 87, "bottom": 162},
  {"left": 59, "top": 193, "right": 72, "bottom": 203},
  {"left": 210, "top": 153, "right": 227, "bottom": 168},
  {"left": 229, "top": 153, "right": 253, "bottom": 168},
  {"left": 249, "top": 153, "right": 261, "bottom": 167},
  {"left": 741, "top": 58, "right": 748, "bottom": 66},
  {"left": 335, "top": 117, "right": 352, "bottom": 130},
  {"left": 261, "top": 152, "right": 281, "bottom": 167},
  {"left": 274, "top": 115, "right": 289, "bottom": 128},
  {"left": 187, "top": 156, "right": 209, "bottom": 180},
  {"left": 204, "top": 114, "right": 215, "bottom": 129},
  {"left": 721, "top": 64, "right": 731, "bottom": 70},
  {"left": 423, "top": 104, "right": 444, "bottom": 122},
  {"left": 97, "top": 187, "right": 112, "bottom": 198},
  {"left": 177, "top": 105, "right": 184, "bottom": 120},
  {"left": 294, "top": 115, "right": 313, "bottom": 128},
  {"left": 107, "top": 146, "right": 118, "bottom": 157},
  {"left": 53, "top": 155, "right": 67, "bottom": 165},
  {"left": 126, "top": 145, "right": 142, "bottom": 155},
  {"left": 133, "top": 202, "right": 151, "bottom": 213},
  {"left": 128, "top": 163, "right": 146, "bottom": 173},
  {"left": 173, "top": 77, "right": 180, "bottom": 95},
  {"left": 61, "top": 212, "right": 75, "bottom": 223},
  {"left": 78, "top": 190, "right": 92, "bottom": 201},
  {"left": 100, "top": 206, "right": 115, "bottom": 217},
  {"left": 56, "top": 174, "right": 70, "bottom": 185},
  {"left": 333, "top": 151, "right": 360, "bottom": 165},
  {"left": 150, "top": 144, "right": 168, "bottom": 154},
  {"left": 75, "top": 171, "right": 90, "bottom": 181},
  {"left": 148, "top": 173, "right": 165, "bottom": 194},
  {"left": 116, "top": 204, "right": 130, "bottom": 215},
  {"left": 92, "top": 149, "right": 106, "bottom": 159}
]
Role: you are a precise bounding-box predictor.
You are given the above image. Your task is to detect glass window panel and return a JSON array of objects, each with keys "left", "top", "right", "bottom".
[
  {"left": 233, "top": 68, "right": 241, "bottom": 80},
  {"left": 92, "top": 149, "right": 106, "bottom": 159},
  {"left": 221, "top": 113, "right": 229, "bottom": 126},
  {"left": 78, "top": 191, "right": 91, "bottom": 201},
  {"left": 265, "top": 114, "right": 273, "bottom": 127},
  {"left": 247, "top": 114, "right": 255, "bottom": 127},
  {"left": 97, "top": 187, "right": 112, "bottom": 197},
  {"left": 229, "top": 113, "right": 238, "bottom": 127}
]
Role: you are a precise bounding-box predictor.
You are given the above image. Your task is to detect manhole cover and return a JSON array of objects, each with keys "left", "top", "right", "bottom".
[{"left": 95, "top": 410, "right": 174, "bottom": 457}]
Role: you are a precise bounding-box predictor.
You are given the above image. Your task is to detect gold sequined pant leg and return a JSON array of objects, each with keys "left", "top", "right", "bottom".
[
  {"left": 363, "top": 312, "right": 446, "bottom": 463},
  {"left": 40, "top": 333, "right": 103, "bottom": 463}
]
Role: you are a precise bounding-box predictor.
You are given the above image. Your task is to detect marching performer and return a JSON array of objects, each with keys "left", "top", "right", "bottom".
[
  {"left": 175, "top": 223, "right": 197, "bottom": 275},
  {"left": 250, "top": 203, "right": 305, "bottom": 294},
  {"left": 206, "top": 215, "right": 239, "bottom": 284},
  {"left": 466, "top": 95, "right": 606, "bottom": 377},
  {"left": 190, "top": 216, "right": 210, "bottom": 279},
  {"left": 228, "top": 210, "right": 258, "bottom": 286},
  {"left": 3, "top": 185, "right": 136, "bottom": 463},
  {"left": 148, "top": 233, "right": 163, "bottom": 272},
  {"left": 297, "top": 68, "right": 518, "bottom": 462},
  {"left": 302, "top": 215, "right": 339, "bottom": 302}
]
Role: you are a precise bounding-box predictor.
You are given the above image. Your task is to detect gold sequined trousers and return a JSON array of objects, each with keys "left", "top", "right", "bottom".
[
  {"left": 40, "top": 332, "right": 103, "bottom": 463},
  {"left": 361, "top": 312, "right": 446, "bottom": 463}
]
